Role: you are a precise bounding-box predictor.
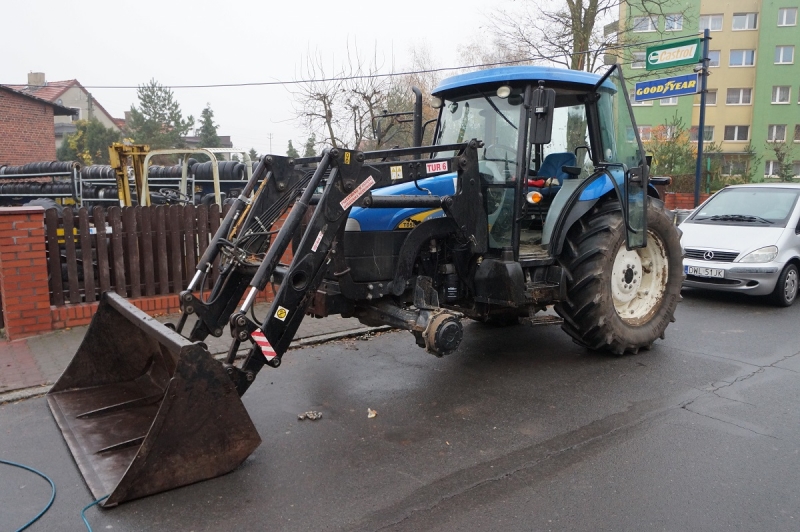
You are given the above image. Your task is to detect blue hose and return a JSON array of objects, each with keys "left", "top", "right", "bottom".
[
  {"left": 0, "top": 458, "right": 56, "bottom": 532},
  {"left": 81, "top": 495, "right": 109, "bottom": 531}
]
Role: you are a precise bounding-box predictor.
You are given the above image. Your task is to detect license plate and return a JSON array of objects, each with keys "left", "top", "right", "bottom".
[{"left": 686, "top": 265, "right": 724, "bottom": 278}]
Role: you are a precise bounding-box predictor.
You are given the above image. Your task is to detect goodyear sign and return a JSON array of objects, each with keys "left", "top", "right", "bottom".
[
  {"left": 634, "top": 73, "right": 699, "bottom": 102},
  {"left": 646, "top": 38, "right": 701, "bottom": 70}
]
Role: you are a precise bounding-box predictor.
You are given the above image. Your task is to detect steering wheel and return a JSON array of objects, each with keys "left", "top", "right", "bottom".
[
  {"left": 483, "top": 143, "right": 517, "bottom": 163},
  {"left": 158, "top": 188, "right": 192, "bottom": 204}
]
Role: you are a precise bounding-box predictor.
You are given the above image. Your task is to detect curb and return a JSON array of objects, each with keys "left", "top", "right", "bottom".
[{"left": 0, "top": 326, "right": 393, "bottom": 405}]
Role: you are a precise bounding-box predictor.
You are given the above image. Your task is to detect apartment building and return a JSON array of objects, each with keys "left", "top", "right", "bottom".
[{"left": 620, "top": 0, "right": 800, "bottom": 178}]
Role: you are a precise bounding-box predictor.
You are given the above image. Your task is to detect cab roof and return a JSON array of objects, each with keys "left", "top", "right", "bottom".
[{"left": 433, "top": 66, "right": 615, "bottom": 96}]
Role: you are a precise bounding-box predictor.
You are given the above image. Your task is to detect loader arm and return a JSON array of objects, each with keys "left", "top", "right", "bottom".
[
  {"left": 226, "top": 142, "right": 485, "bottom": 395},
  {"left": 177, "top": 155, "right": 312, "bottom": 341}
]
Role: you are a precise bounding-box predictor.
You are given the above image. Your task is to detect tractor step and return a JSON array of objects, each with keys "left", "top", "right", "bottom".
[{"left": 521, "top": 314, "right": 564, "bottom": 327}]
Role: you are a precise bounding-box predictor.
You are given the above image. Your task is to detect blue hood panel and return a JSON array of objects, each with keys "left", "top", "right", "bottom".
[{"left": 349, "top": 174, "right": 458, "bottom": 231}]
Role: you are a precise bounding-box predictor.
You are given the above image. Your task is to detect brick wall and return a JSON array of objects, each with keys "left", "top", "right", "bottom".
[
  {"left": 664, "top": 192, "right": 710, "bottom": 210},
  {"left": 0, "top": 206, "right": 52, "bottom": 339},
  {"left": 0, "top": 90, "right": 57, "bottom": 165},
  {"left": 0, "top": 206, "right": 282, "bottom": 340}
]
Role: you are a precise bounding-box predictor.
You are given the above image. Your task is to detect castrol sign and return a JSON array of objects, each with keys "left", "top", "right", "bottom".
[{"left": 645, "top": 39, "right": 702, "bottom": 70}]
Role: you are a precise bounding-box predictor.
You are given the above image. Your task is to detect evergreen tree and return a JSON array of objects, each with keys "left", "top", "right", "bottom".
[
  {"left": 248, "top": 148, "right": 259, "bottom": 162},
  {"left": 126, "top": 79, "right": 194, "bottom": 150},
  {"left": 198, "top": 104, "right": 220, "bottom": 148},
  {"left": 57, "top": 118, "right": 122, "bottom": 165},
  {"left": 302, "top": 134, "right": 317, "bottom": 157},
  {"left": 286, "top": 140, "right": 300, "bottom": 158}
]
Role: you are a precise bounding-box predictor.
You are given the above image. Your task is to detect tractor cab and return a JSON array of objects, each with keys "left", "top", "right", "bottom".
[{"left": 429, "top": 65, "right": 648, "bottom": 261}]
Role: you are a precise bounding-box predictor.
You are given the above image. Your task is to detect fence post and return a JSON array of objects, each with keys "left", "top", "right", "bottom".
[{"left": 0, "top": 207, "right": 53, "bottom": 340}]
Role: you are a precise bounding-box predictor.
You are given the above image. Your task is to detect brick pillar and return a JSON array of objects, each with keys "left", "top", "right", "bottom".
[{"left": 0, "top": 207, "right": 53, "bottom": 340}]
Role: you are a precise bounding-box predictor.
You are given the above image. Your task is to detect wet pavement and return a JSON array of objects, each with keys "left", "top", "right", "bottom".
[
  {"left": 0, "top": 301, "right": 387, "bottom": 397},
  {"left": 1, "top": 289, "right": 799, "bottom": 531}
]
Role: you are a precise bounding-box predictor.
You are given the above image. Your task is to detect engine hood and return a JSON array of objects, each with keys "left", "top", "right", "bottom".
[{"left": 680, "top": 222, "right": 786, "bottom": 252}]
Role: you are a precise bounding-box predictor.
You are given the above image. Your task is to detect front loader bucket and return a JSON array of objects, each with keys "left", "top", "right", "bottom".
[{"left": 46, "top": 292, "right": 261, "bottom": 507}]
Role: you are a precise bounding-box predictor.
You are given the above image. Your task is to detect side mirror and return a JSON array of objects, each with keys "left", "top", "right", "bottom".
[
  {"left": 529, "top": 85, "right": 555, "bottom": 145},
  {"left": 646, "top": 154, "right": 653, "bottom": 167}
]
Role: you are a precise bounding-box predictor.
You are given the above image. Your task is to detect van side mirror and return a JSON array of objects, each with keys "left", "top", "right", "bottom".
[{"left": 529, "top": 84, "right": 555, "bottom": 145}]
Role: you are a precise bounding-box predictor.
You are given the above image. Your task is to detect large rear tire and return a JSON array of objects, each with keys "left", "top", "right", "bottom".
[{"left": 554, "top": 198, "right": 683, "bottom": 354}]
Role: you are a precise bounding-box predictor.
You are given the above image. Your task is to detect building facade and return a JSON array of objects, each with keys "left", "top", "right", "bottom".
[
  {"left": 620, "top": 0, "right": 800, "bottom": 179},
  {"left": 0, "top": 86, "right": 74, "bottom": 165},
  {"left": 8, "top": 73, "right": 123, "bottom": 151}
]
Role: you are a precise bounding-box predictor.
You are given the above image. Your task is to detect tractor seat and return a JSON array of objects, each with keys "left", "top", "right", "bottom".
[{"left": 527, "top": 152, "right": 577, "bottom": 198}]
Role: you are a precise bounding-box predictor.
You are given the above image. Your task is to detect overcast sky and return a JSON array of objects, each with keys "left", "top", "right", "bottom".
[{"left": 2, "top": 0, "right": 499, "bottom": 156}]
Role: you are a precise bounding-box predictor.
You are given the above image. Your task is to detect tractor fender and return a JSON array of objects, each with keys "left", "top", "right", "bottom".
[
  {"left": 550, "top": 167, "right": 659, "bottom": 256},
  {"left": 549, "top": 169, "right": 621, "bottom": 257},
  {"left": 391, "top": 217, "right": 460, "bottom": 296}
]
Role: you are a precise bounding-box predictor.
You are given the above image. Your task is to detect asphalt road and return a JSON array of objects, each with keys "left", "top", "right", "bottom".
[{"left": 2, "top": 288, "right": 799, "bottom": 531}]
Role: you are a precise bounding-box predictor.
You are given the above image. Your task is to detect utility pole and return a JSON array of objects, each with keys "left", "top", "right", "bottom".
[
  {"left": 268, "top": 133, "right": 273, "bottom": 154},
  {"left": 693, "top": 28, "right": 710, "bottom": 208}
]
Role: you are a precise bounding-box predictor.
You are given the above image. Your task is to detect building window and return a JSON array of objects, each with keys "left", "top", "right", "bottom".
[
  {"left": 778, "top": 8, "right": 797, "bottom": 26},
  {"left": 722, "top": 157, "right": 747, "bottom": 175},
  {"left": 732, "top": 13, "right": 758, "bottom": 30},
  {"left": 730, "top": 49, "right": 756, "bottom": 66},
  {"left": 726, "top": 88, "right": 752, "bottom": 105},
  {"left": 631, "top": 51, "right": 646, "bottom": 69},
  {"left": 794, "top": 161, "right": 800, "bottom": 177},
  {"left": 767, "top": 124, "right": 787, "bottom": 142},
  {"left": 772, "top": 86, "right": 791, "bottom": 104},
  {"left": 656, "top": 125, "right": 676, "bottom": 140},
  {"left": 629, "top": 90, "right": 652, "bottom": 106},
  {"left": 795, "top": 124, "right": 800, "bottom": 141},
  {"left": 694, "top": 90, "right": 717, "bottom": 105},
  {"left": 765, "top": 161, "right": 779, "bottom": 176},
  {"left": 665, "top": 14, "right": 683, "bottom": 31},
  {"left": 708, "top": 50, "right": 721, "bottom": 67},
  {"left": 660, "top": 96, "right": 678, "bottom": 105},
  {"left": 724, "top": 125, "right": 749, "bottom": 141},
  {"left": 775, "top": 45, "right": 794, "bottom": 64},
  {"left": 633, "top": 16, "right": 657, "bottom": 32},
  {"left": 638, "top": 126, "right": 652, "bottom": 141},
  {"left": 699, "top": 14, "right": 724, "bottom": 31},
  {"left": 690, "top": 126, "right": 714, "bottom": 142}
]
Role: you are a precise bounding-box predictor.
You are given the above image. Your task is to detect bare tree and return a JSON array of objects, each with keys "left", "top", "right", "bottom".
[
  {"left": 481, "top": 0, "right": 693, "bottom": 72},
  {"left": 292, "top": 42, "right": 395, "bottom": 150}
]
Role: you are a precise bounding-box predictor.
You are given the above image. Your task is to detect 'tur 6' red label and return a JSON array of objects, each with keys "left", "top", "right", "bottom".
[{"left": 426, "top": 161, "right": 448, "bottom": 174}]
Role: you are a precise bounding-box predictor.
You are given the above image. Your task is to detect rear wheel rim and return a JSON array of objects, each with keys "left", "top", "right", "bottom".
[{"left": 611, "top": 230, "right": 668, "bottom": 323}]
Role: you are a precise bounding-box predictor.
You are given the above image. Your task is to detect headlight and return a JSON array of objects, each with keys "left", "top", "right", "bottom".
[
  {"left": 738, "top": 245, "right": 778, "bottom": 263},
  {"left": 345, "top": 218, "right": 361, "bottom": 231}
]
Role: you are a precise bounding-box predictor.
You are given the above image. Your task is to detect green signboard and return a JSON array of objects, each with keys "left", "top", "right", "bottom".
[{"left": 646, "top": 38, "right": 702, "bottom": 70}]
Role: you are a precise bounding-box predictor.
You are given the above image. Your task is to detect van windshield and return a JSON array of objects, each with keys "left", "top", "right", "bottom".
[{"left": 691, "top": 187, "right": 800, "bottom": 227}]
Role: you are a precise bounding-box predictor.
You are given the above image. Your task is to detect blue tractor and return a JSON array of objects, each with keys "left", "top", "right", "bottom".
[{"left": 48, "top": 64, "right": 683, "bottom": 506}]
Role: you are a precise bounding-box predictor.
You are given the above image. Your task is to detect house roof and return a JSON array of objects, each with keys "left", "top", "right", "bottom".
[
  {"left": 0, "top": 85, "right": 76, "bottom": 116},
  {"left": 7, "top": 79, "right": 77, "bottom": 102},
  {"left": 8, "top": 79, "right": 122, "bottom": 129}
]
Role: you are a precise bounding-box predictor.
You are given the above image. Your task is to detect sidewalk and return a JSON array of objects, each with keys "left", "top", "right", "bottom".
[{"left": 0, "top": 301, "right": 388, "bottom": 399}]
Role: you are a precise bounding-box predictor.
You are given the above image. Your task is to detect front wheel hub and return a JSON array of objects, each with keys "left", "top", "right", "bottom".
[
  {"left": 424, "top": 313, "right": 463, "bottom": 356},
  {"left": 611, "top": 231, "right": 668, "bottom": 324}
]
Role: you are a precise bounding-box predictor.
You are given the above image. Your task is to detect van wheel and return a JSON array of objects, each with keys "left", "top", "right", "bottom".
[
  {"left": 555, "top": 199, "right": 683, "bottom": 354},
  {"left": 770, "top": 263, "right": 798, "bottom": 307}
]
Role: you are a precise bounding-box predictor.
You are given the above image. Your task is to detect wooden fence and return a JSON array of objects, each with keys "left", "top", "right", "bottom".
[{"left": 44, "top": 204, "right": 231, "bottom": 306}]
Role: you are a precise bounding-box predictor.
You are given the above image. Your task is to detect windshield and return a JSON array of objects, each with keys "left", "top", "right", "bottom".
[
  {"left": 690, "top": 187, "right": 800, "bottom": 227},
  {"left": 435, "top": 94, "right": 522, "bottom": 184}
]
